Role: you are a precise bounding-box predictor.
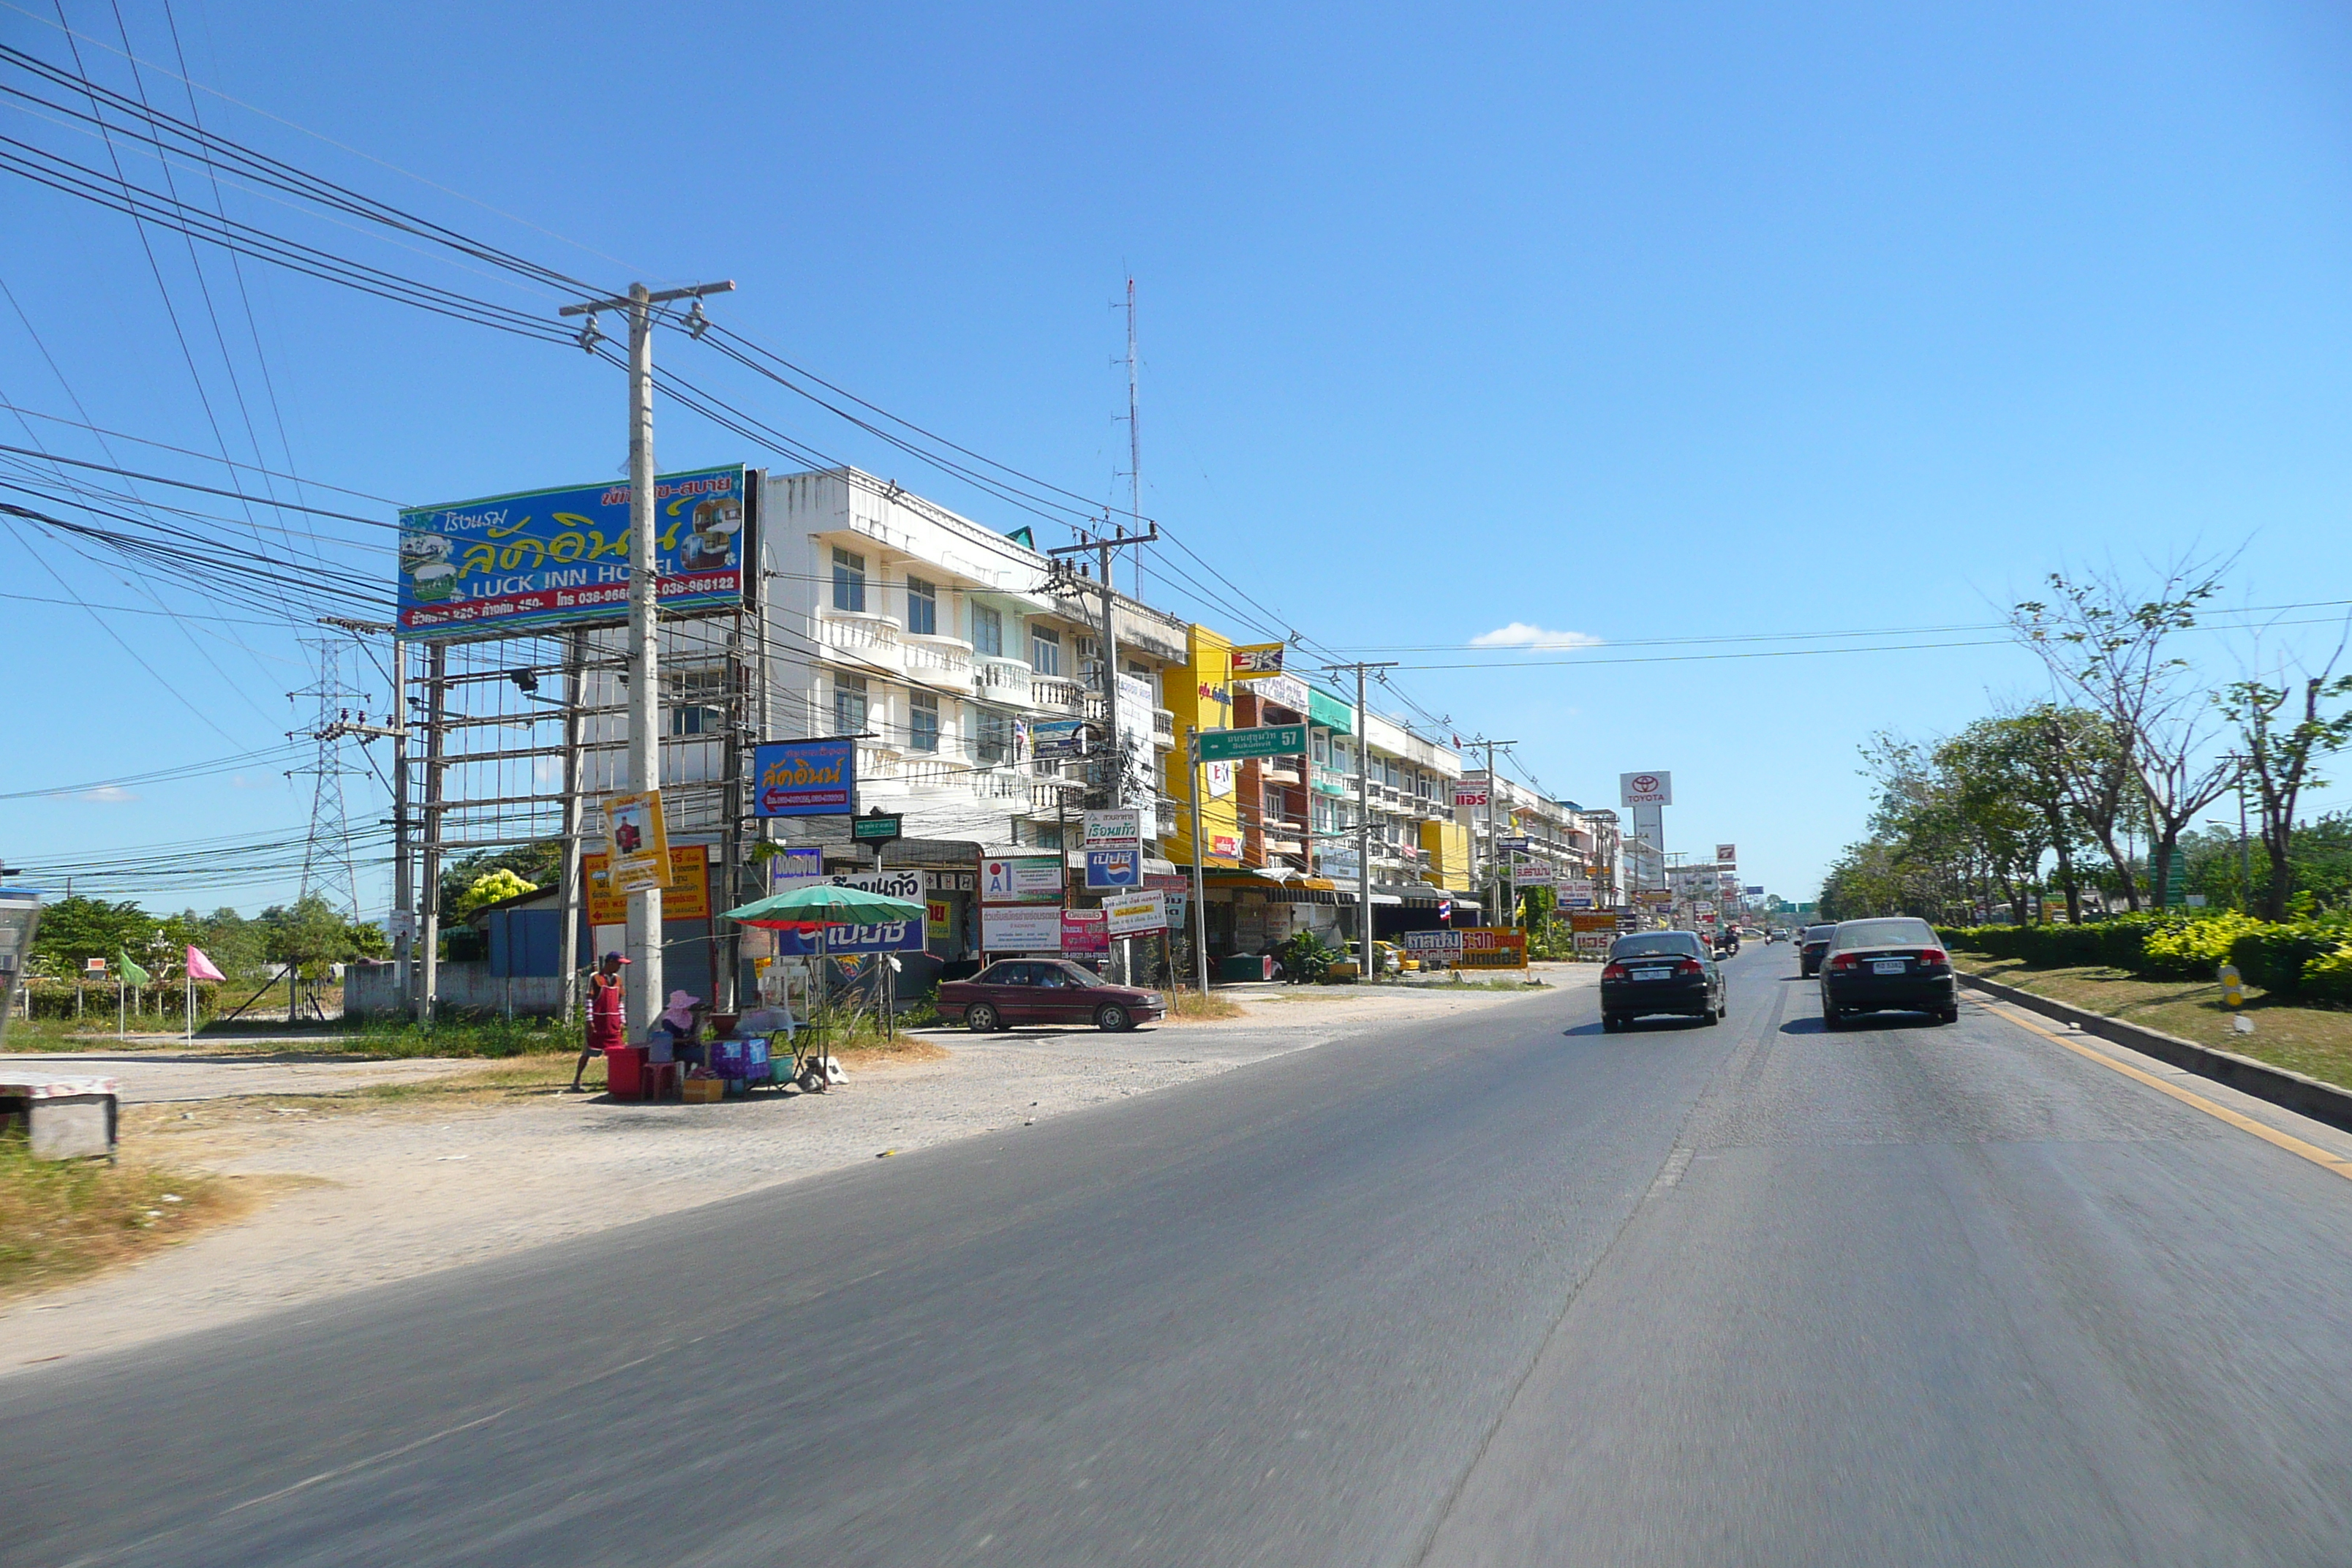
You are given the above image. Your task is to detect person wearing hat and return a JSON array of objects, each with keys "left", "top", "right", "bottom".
[
  {"left": 573, "top": 950, "right": 630, "bottom": 1091},
  {"left": 645, "top": 990, "right": 709, "bottom": 1064}
]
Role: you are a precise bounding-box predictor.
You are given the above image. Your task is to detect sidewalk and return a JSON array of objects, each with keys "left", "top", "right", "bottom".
[{"left": 1, "top": 970, "right": 1589, "bottom": 1373}]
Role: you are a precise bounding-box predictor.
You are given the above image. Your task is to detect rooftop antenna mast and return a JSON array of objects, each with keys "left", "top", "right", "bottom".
[{"left": 1119, "top": 275, "right": 1143, "bottom": 601}]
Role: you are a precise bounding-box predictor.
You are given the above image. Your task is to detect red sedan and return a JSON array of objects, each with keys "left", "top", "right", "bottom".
[{"left": 938, "top": 959, "right": 1165, "bottom": 1032}]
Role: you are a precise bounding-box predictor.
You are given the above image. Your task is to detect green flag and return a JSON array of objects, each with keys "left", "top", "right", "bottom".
[{"left": 118, "top": 952, "right": 151, "bottom": 987}]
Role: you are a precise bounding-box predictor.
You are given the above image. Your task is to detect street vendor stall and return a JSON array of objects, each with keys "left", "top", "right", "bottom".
[{"left": 719, "top": 883, "right": 929, "bottom": 1093}]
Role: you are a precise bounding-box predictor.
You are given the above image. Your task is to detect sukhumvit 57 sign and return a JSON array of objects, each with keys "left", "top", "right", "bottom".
[{"left": 396, "top": 465, "right": 749, "bottom": 639}]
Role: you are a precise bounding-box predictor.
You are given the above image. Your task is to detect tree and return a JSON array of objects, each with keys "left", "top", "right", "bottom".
[
  {"left": 2013, "top": 557, "right": 2238, "bottom": 911},
  {"left": 454, "top": 869, "right": 538, "bottom": 918},
  {"left": 2220, "top": 644, "right": 2352, "bottom": 920},
  {"left": 29, "top": 896, "right": 154, "bottom": 976},
  {"left": 437, "top": 841, "right": 562, "bottom": 918}
]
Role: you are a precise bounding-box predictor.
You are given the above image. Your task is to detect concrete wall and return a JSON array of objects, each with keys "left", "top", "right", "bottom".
[{"left": 344, "top": 962, "right": 568, "bottom": 1018}]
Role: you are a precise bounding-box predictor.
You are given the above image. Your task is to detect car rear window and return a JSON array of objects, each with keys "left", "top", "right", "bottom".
[
  {"left": 1835, "top": 919, "right": 1937, "bottom": 949},
  {"left": 1803, "top": 926, "right": 1835, "bottom": 941},
  {"left": 1610, "top": 933, "right": 1702, "bottom": 960}
]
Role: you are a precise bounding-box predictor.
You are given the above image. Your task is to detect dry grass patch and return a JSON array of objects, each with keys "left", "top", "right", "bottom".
[
  {"left": 0, "top": 1138, "right": 254, "bottom": 1303},
  {"left": 1953, "top": 952, "right": 2352, "bottom": 1093},
  {"left": 1166, "top": 990, "right": 1245, "bottom": 1022}
]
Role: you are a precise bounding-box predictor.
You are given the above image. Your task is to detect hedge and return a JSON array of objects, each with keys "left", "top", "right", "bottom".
[{"left": 1934, "top": 913, "right": 2352, "bottom": 1002}]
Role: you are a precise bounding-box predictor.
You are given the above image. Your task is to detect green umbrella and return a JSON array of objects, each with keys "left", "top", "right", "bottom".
[{"left": 722, "top": 883, "right": 927, "bottom": 929}]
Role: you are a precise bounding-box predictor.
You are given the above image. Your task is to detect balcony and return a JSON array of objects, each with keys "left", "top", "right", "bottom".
[
  {"left": 973, "top": 657, "right": 1034, "bottom": 707},
  {"left": 1152, "top": 707, "right": 1175, "bottom": 745},
  {"left": 1032, "top": 675, "right": 1086, "bottom": 713},
  {"left": 900, "top": 634, "right": 975, "bottom": 695},
  {"left": 817, "top": 610, "right": 902, "bottom": 674}
]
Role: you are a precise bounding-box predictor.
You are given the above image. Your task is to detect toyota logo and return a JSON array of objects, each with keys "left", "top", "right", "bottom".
[{"left": 1632, "top": 774, "right": 1659, "bottom": 794}]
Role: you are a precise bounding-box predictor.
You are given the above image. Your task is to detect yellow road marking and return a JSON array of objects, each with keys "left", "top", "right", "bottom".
[{"left": 1976, "top": 997, "right": 2352, "bottom": 1183}]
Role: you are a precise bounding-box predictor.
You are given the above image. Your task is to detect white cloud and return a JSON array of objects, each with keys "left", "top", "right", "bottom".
[
  {"left": 1469, "top": 622, "right": 1602, "bottom": 651},
  {"left": 77, "top": 785, "right": 139, "bottom": 802}
]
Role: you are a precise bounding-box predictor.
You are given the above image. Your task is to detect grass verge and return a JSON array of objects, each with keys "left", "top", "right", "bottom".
[
  {"left": 1953, "top": 951, "right": 2352, "bottom": 1092},
  {"left": 1166, "top": 990, "right": 1245, "bottom": 1022},
  {"left": 0, "top": 1137, "right": 249, "bottom": 1303}
]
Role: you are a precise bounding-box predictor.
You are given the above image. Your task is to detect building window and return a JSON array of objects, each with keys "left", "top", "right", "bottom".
[
  {"left": 976, "top": 707, "right": 1013, "bottom": 766},
  {"left": 834, "top": 672, "right": 867, "bottom": 734},
  {"left": 909, "top": 690, "right": 940, "bottom": 753},
  {"left": 832, "top": 547, "right": 866, "bottom": 613},
  {"left": 664, "top": 667, "right": 725, "bottom": 736},
  {"left": 971, "top": 604, "right": 1003, "bottom": 657},
  {"left": 1030, "top": 624, "right": 1060, "bottom": 676},
  {"left": 905, "top": 576, "right": 937, "bottom": 637}
]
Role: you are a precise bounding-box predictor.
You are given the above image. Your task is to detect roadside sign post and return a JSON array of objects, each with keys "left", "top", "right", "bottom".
[{"left": 1187, "top": 731, "right": 1211, "bottom": 993}]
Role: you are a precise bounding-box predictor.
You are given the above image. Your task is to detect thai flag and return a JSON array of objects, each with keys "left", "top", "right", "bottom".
[{"left": 1438, "top": 898, "right": 1452, "bottom": 926}]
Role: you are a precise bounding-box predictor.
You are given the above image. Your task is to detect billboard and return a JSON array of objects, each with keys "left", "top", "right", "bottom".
[
  {"left": 1619, "top": 772, "right": 1672, "bottom": 807},
  {"left": 1716, "top": 843, "right": 1737, "bottom": 864},
  {"left": 586, "top": 843, "right": 709, "bottom": 926},
  {"left": 753, "top": 740, "right": 855, "bottom": 818},
  {"left": 982, "top": 905, "right": 1063, "bottom": 951},
  {"left": 396, "top": 464, "right": 749, "bottom": 640},
  {"left": 1229, "top": 643, "right": 1287, "bottom": 679},
  {"left": 603, "top": 791, "right": 671, "bottom": 892},
  {"left": 981, "top": 855, "right": 1065, "bottom": 904},
  {"left": 765, "top": 870, "right": 927, "bottom": 956},
  {"left": 1103, "top": 890, "right": 1169, "bottom": 936}
]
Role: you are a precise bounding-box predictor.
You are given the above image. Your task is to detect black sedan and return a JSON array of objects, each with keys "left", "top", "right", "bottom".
[
  {"left": 1798, "top": 923, "right": 1836, "bottom": 976},
  {"left": 1819, "top": 916, "right": 1959, "bottom": 1028},
  {"left": 1600, "top": 930, "right": 1727, "bottom": 1030}
]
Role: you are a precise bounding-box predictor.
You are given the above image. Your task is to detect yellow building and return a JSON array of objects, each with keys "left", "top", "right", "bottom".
[
  {"left": 1420, "top": 818, "right": 1472, "bottom": 892},
  {"left": 1161, "top": 623, "right": 1242, "bottom": 867}
]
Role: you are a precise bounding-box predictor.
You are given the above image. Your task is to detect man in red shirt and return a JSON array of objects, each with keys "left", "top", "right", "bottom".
[{"left": 573, "top": 951, "right": 630, "bottom": 1091}]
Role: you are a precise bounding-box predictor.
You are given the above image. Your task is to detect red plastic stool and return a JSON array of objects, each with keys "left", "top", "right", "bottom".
[{"left": 641, "top": 1060, "right": 683, "bottom": 1102}]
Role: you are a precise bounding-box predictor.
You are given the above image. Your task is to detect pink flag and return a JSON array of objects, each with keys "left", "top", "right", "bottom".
[{"left": 185, "top": 946, "right": 225, "bottom": 982}]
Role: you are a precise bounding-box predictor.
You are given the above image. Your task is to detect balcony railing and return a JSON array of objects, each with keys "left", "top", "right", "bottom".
[
  {"left": 1033, "top": 676, "right": 1086, "bottom": 712},
  {"left": 1152, "top": 707, "right": 1175, "bottom": 744},
  {"left": 974, "top": 657, "right": 1034, "bottom": 706},
  {"left": 818, "top": 611, "right": 902, "bottom": 674},
  {"left": 900, "top": 634, "right": 975, "bottom": 693}
]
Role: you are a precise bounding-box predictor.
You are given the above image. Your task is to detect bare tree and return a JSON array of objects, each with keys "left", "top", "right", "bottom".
[
  {"left": 2220, "top": 625, "right": 2352, "bottom": 920},
  {"left": 2012, "top": 555, "right": 2238, "bottom": 911}
]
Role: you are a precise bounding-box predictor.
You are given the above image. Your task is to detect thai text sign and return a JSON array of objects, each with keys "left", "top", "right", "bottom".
[
  {"left": 1060, "top": 908, "right": 1109, "bottom": 953},
  {"left": 1404, "top": 930, "right": 1465, "bottom": 957},
  {"left": 1196, "top": 724, "right": 1307, "bottom": 763},
  {"left": 1103, "top": 890, "right": 1168, "bottom": 937},
  {"left": 396, "top": 464, "right": 747, "bottom": 639},
  {"left": 1567, "top": 911, "right": 1619, "bottom": 932},
  {"left": 1083, "top": 809, "right": 1141, "bottom": 849},
  {"left": 982, "top": 905, "right": 1063, "bottom": 951},
  {"left": 586, "top": 843, "right": 708, "bottom": 926},
  {"left": 1085, "top": 849, "right": 1142, "bottom": 890},
  {"left": 1458, "top": 928, "right": 1529, "bottom": 969},
  {"left": 769, "top": 870, "right": 926, "bottom": 956},
  {"left": 753, "top": 739, "right": 855, "bottom": 818},
  {"left": 1454, "top": 782, "right": 1488, "bottom": 807},
  {"left": 981, "top": 855, "right": 1064, "bottom": 904}
]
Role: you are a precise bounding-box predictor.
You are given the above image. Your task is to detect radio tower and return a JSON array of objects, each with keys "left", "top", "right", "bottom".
[
  {"left": 1118, "top": 274, "right": 1142, "bottom": 600},
  {"left": 287, "top": 636, "right": 369, "bottom": 923}
]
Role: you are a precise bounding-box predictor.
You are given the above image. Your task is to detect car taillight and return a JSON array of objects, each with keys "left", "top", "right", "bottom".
[
  {"left": 1602, "top": 962, "right": 1629, "bottom": 980},
  {"left": 1676, "top": 957, "right": 1703, "bottom": 975},
  {"left": 1829, "top": 952, "right": 1860, "bottom": 970},
  {"left": 1918, "top": 948, "right": 1947, "bottom": 967}
]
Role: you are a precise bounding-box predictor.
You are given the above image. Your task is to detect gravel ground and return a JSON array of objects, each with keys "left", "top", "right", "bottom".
[{"left": 1, "top": 970, "right": 1591, "bottom": 1372}]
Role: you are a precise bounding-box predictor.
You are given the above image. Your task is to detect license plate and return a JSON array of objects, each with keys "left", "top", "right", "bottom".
[
  {"left": 1872, "top": 960, "right": 1905, "bottom": 975},
  {"left": 1634, "top": 968, "right": 1671, "bottom": 981}
]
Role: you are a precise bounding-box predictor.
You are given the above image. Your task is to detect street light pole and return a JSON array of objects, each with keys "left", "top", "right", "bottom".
[
  {"left": 558, "top": 279, "right": 733, "bottom": 1044},
  {"left": 1324, "top": 661, "right": 1397, "bottom": 981}
]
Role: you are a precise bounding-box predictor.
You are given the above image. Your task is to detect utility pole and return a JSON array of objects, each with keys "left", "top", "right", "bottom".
[
  {"left": 1325, "top": 661, "right": 1396, "bottom": 981},
  {"left": 559, "top": 278, "right": 733, "bottom": 1044},
  {"left": 1480, "top": 739, "right": 1517, "bottom": 927},
  {"left": 316, "top": 618, "right": 406, "bottom": 1013},
  {"left": 557, "top": 627, "right": 589, "bottom": 1022},
  {"left": 1049, "top": 524, "right": 1158, "bottom": 983}
]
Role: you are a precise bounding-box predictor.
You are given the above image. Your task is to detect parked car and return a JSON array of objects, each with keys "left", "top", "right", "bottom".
[
  {"left": 1345, "top": 939, "right": 1405, "bottom": 976},
  {"left": 1819, "top": 916, "right": 1957, "bottom": 1028},
  {"left": 1798, "top": 924, "right": 1836, "bottom": 976},
  {"left": 938, "top": 959, "right": 1165, "bottom": 1032},
  {"left": 1599, "top": 930, "right": 1727, "bottom": 1030}
]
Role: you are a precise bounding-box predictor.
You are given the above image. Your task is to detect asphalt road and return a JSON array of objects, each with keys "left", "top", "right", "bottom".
[{"left": 10, "top": 947, "right": 2352, "bottom": 1566}]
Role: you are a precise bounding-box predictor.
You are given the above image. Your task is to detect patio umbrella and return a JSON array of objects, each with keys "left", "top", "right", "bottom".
[
  {"left": 722, "top": 884, "right": 926, "bottom": 928},
  {"left": 721, "top": 882, "right": 930, "bottom": 1052}
]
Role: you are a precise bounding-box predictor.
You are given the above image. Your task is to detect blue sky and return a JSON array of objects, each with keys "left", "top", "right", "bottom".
[{"left": 4, "top": 0, "right": 2351, "bottom": 913}]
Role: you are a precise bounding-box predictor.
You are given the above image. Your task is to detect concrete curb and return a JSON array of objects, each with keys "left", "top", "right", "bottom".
[{"left": 1959, "top": 969, "right": 2352, "bottom": 1137}]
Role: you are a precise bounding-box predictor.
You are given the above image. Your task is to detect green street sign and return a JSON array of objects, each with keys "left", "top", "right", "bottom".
[
  {"left": 1196, "top": 724, "right": 1307, "bottom": 763},
  {"left": 851, "top": 812, "right": 902, "bottom": 843}
]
